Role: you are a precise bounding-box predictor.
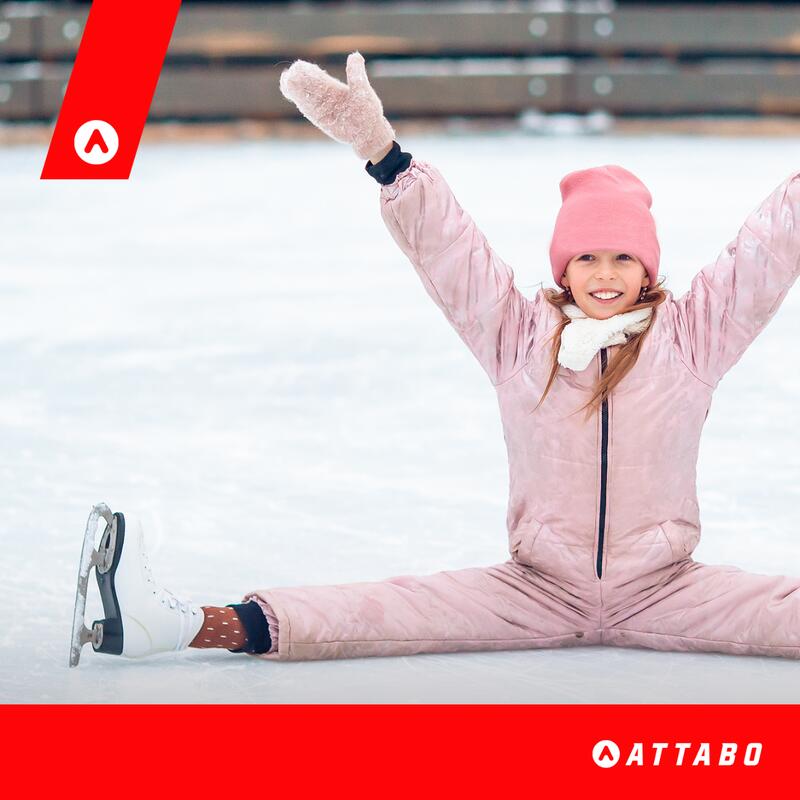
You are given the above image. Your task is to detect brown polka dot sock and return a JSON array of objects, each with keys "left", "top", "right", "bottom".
[{"left": 189, "top": 606, "right": 248, "bottom": 650}]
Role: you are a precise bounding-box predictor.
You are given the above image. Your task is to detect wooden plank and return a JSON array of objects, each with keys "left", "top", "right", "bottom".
[
  {"left": 0, "top": 63, "right": 70, "bottom": 119},
  {"left": 366, "top": 58, "right": 568, "bottom": 114},
  {"left": 38, "top": 63, "right": 69, "bottom": 118},
  {"left": 38, "top": 7, "right": 87, "bottom": 58},
  {"left": 575, "top": 7, "right": 800, "bottom": 55},
  {"left": 23, "top": 56, "right": 800, "bottom": 120},
  {"left": 36, "top": 3, "right": 569, "bottom": 59},
  {"left": 0, "top": 5, "right": 36, "bottom": 58},
  {"left": 167, "top": 4, "right": 568, "bottom": 58},
  {"left": 0, "top": 64, "right": 39, "bottom": 118},
  {"left": 24, "top": 3, "right": 800, "bottom": 60},
  {"left": 150, "top": 66, "right": 278, "bottom": 117},
  {"left": 574, "top": 59, "right": 800, "bottom": 113},
  {"left": 150, "top": 59, "right": 800, "bottom": 119},
  {"left": 148, "top": 60, "right": 568, "bottom": 118}
]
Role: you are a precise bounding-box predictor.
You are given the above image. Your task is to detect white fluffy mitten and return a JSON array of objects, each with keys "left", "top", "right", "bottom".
[{"left": 279, "top": 51, "right": 396, "bottom": 161}]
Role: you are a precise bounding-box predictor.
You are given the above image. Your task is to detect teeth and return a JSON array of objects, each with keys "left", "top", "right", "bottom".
[{"left": 591, "top": 291, "right": 622, "bottom": 299}]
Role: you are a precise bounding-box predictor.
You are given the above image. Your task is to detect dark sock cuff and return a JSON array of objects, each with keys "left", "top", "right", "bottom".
[
  {"left": 226, "top": 601, "right": 272, "bottom": 654},
  {"left": 364, "top": 140, "right": 413, "bottom": 185}
]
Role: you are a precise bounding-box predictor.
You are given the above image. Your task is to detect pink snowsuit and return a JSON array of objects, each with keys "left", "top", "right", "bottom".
[{"left": 246, "top": 158, "right": 800, "bottom": 661}]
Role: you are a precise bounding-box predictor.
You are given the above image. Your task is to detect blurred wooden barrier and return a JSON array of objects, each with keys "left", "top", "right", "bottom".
[
  {"left": 3, "top": 2, "right": 800, "bottom": 120},
  {"left": 7, "top": 59, "right": 800, "bottom": 120}
]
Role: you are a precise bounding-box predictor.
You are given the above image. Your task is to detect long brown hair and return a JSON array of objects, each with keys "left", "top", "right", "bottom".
[{"left": 532, "top": 278, "right": 669, "bottom": 422}]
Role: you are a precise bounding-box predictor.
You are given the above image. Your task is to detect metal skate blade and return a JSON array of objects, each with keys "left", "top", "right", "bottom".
[
  {"left": 69, "top": 623, "right": 103, "bottom": 668},
  {"left": 68, "top": 503, "right": 114, "bottom": 668},
  {"left": 69, "top": 622, "right": 92, "bottom": 668},
  {"left": 68, "top": 625, "right": 92, "bottom": 668}
]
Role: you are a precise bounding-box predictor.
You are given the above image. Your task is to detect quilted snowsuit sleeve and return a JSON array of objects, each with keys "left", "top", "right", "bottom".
[
  {"left": 376, "top": 158, "right": 537, "bottom": 386},
  {"left": 239, "top": 160, "right": 596, "bottom": 661},
  {"left": 672, "top": 170, "right": 800, "bottom": 387}
]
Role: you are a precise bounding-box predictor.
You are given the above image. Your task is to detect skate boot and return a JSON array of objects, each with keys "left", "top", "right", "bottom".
[{"left": 69, "top": 504, "right": 204, "bottom": 666}]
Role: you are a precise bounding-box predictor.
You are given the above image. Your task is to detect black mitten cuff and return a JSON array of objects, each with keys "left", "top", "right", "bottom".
[{"left": 365, "top": 140, "right": 413, "bottom": 185}]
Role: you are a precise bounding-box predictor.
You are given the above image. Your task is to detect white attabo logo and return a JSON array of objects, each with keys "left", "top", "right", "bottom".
[
  {"left": 592, "top": 740, "right": 620, "bottom": 768},
  {"left": 592, "top": 740, "right": 762, "bottom": 767},
  {"left": 74, "top": 120, "right": 119, "bottom": 165}
]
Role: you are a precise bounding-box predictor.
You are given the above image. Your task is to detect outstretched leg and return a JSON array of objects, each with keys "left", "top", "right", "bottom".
[
  {"left": 243, "top": 560, "right": 601, "bottom": 661},
  {"left": 604, "top": 559, "right": 800, "bottom": 658}
]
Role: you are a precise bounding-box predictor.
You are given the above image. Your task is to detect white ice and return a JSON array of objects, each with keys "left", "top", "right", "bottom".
[{"left": 1, "top": 128, "right": 800, "bottom": 703}]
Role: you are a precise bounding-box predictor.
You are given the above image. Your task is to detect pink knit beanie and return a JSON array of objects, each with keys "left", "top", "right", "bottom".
[{"left": 549, "top": 164, "right": 660, "bottom": 289}]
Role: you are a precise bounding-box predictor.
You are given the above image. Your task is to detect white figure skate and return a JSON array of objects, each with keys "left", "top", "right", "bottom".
[{"left": 69, "top": 504, "right": 204, "bottom": 667}]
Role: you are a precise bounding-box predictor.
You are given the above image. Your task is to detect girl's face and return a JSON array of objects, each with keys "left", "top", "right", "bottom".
[{"left": 561, "top": 250, "right": 649, "bottom": 319}]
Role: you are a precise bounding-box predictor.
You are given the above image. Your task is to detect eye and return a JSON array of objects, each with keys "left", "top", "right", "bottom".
[{"left": 618, "top": 254, "right": 631, "bottom": 260}]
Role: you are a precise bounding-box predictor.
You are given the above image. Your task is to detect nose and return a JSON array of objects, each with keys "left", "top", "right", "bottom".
[{"left": 593, "top": 256, "right": 619, "bottom": 277}]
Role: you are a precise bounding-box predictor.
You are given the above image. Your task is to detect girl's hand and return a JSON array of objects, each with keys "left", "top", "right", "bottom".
[{"left": 279, "top": 51, "right": 396, "bottom": 161}]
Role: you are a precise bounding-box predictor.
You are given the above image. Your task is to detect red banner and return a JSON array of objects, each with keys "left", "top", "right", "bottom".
[
  {"left": 1, "top": 705, "right": 796, "bottom": 794},
  {"left": 40, "top": 0, "right": 182, "bottom": 180}
]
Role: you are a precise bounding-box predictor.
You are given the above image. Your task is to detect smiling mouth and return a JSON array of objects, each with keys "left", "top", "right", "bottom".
[{"left": 589, "top": 291, "right": 623, "bottom": 300}]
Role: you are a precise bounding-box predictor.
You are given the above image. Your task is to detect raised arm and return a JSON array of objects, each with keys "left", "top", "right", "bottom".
[
  {"left": 371, "top": 152, "right": 535, "bottom": 385},
  {"left": 280, "top": 50, "right": 536, "bottom": 386},
  {"left": 672, "top": 170, "right": 800, "bottom": 387}
]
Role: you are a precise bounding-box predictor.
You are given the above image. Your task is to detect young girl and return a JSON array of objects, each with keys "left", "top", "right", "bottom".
[{"left": 71, "top": 52, "right": 800, "bottom": 666}]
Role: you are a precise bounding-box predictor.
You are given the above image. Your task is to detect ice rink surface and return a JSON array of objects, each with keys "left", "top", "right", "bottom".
[{"left": 2, "top": 129, "right": 800, "bottom": 702}]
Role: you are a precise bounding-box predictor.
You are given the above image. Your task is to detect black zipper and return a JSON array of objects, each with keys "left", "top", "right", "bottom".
[{"left": 596, "top": 347, "right": 609, "bottom": 579}]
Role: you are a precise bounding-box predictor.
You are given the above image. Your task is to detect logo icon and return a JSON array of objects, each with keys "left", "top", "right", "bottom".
[
  {"left": 73, "top": 120, "right": 119, "bottom": 165},
  {"left": 592, "top": 739, "right": 620, "bottom": 768}
]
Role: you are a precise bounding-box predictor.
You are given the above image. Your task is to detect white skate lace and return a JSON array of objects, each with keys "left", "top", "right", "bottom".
[{"left": 142, "top": 551, "right": 199, "bottom": 617}]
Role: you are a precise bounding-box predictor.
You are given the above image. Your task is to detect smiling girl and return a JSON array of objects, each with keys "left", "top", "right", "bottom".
[{"left": 72, "top": 52, "right": 800, "bottom": 666}]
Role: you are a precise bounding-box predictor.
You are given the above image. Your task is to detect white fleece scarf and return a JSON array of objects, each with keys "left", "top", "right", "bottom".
[{"left": 557, "top": 302, "right": 653, "bottom": 372}]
